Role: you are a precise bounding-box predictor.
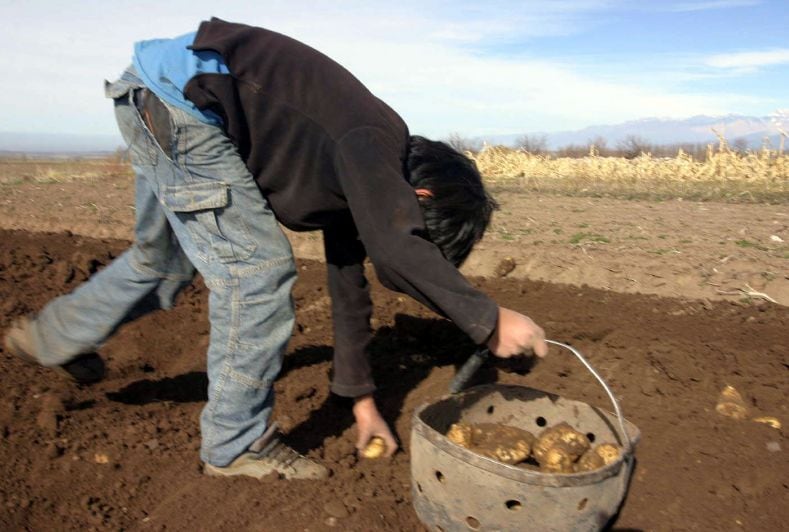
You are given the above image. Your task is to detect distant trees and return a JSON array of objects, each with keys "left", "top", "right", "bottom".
[
  {"left": 608, "top": 137, "right": 713, "bottom": 160},
  {"left": 514, "top": 134, "right": 548, "bottom": 155},
  {"left": 537, "top": 135, "right": 717, "bottom": 161},
  {"left": 444, "top": 130, "right": 752, "bottom": 161},
  {"left": 587, "top": 135, "right": 609, "bottom": 156},
  {"left": 554, "top": 143, "right": 589, "bottom": 158},
  {"left": 445, "top": 132, "right": 482, "bottom": 153},
  {"left": 616, "top": 135, "right": 651, "bottom": 159},
  {"left": 731, "top": 137, "right": 749, "bottom": 154}
]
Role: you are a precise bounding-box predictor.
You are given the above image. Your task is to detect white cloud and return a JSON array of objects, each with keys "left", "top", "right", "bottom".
[
  {"left": 0, "top": 0, "right": 774, "bottom": 138},
  {"left": 669, "top": 0, "right": 761, "bottom": 12},
  {"left": 348, "top": 43, "right": 753, "bottom": 136},
  {"left": 706, "top": 49, "right": 789, "bottom": 70}
]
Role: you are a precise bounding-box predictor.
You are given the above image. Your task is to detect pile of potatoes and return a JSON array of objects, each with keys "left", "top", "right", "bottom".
[{"left": 446, "top": 421, "right": 621, "bottom": 473}]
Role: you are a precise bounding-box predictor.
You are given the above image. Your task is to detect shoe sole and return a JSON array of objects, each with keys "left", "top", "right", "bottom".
[
  {"left": 4, "top": 325, "right": 105, "bottom": 385},
  {"left": 203, "top": 454, "right": 329, "bottom": 481},
  {"left": 203, "top": 462, "right": 272, "bottom": 480}
]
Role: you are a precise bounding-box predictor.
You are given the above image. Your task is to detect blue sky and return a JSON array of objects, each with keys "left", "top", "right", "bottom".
[{"left": 1, "top": 0, "right": 787, "bottom": 139}]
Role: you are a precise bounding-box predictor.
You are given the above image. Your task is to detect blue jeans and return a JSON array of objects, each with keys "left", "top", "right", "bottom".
[{"left": 29, "top": 68, "right": 297, "bottom": 467}]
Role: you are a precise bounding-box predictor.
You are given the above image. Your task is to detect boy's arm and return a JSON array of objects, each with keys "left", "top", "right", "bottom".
[
  {"left": 324, "top": 219, "right": 399, "bottom": 456},
  {"left": 322, "top": 217, "right": 375, "bottom": 398},
  {"left": 335, "top": 127, "right": 499, "bottom": 345}
]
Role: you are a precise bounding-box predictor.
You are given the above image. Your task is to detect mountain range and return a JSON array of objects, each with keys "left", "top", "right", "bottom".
[
  {"left": 1, "top": 112, "right": 786, "bottom": 154},
  {"left": 480, "top": 112, "right": 787, "bottom": 150},
  {"left": 0, "top": 132, "right": 123, "bottom": 155}
]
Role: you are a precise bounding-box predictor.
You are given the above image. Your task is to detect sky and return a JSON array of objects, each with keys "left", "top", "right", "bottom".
[{"left": 1, "top": 0, "right": 787, "bottom": 139}]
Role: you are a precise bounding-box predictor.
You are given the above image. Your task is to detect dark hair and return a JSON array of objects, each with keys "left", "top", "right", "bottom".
[{"left": 407, "top": 135, "right": 498, "bottom": 267}]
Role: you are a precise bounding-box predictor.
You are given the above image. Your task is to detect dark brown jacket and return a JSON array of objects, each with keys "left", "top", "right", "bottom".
[{"left": 184, "top": 18, "right": 498, "bottom": 396}]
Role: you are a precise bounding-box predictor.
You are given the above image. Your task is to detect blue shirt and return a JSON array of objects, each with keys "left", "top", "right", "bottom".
[{"left": 133, "top": 31, "right": 230, "bottom": 125}]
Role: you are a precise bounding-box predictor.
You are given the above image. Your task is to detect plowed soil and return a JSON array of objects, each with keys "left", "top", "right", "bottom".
[
  {"left": 2, "top": 172, "right": 787, "bottom": 306},
  {"left": 1, "top": 229, "right": 787, "bottom": 531}
]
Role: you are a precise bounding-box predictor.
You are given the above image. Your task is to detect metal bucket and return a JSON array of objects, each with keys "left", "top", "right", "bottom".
[{"left": 410, "top": 341, "right": 641, "bottom": 532}]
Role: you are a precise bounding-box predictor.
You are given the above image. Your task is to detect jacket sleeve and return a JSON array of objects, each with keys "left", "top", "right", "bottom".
[
  {"left": 323, "top": 217, "right": 376, "bottom": 397},
  {"left": 335, "top": 127, "right": 499, "bottom": 345}
]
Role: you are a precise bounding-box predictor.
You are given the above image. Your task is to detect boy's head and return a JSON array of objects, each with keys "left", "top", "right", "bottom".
[{"left": 407, "top": 135, "right": 498, "bottom": 267}]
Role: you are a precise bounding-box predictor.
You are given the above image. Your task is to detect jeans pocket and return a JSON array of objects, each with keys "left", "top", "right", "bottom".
[
  {"left": 106, "top": 80, "right": 160, "bottom": 166},
  {"left": 139, "top": 89, "right": 175, "bottom": 160},
  {"left": 163, "top": 181, "right": 257, "bottom": 264}
]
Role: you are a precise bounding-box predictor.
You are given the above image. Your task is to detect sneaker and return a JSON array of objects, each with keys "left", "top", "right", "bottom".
[
  {"left": 203, "top": 423, "right": 329, "bottom": 480},
  {"left": 3, "top": 316, "right": 105, "bottom": 384}
]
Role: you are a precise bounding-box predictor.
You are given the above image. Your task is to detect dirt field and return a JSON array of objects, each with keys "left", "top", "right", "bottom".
[
  {"left": 1, "top": 173, "right": 787, "bottom": 306},
  {"left": 0, "top": 168, "right": 787, "bottom": 531}
]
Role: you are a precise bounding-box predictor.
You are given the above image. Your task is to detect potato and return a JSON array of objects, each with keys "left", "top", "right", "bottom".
[
  {"left": 471, "top": 439, "right": 531, "bottom": 465},
  {"left": 574, "top": 443, "right": 622, "bottom": 472},
  {"left": 446, "top": 423, "right": 473, "bottom": 448},
  {"left": 539, "top": 445, "right": 574, "bottom": 473},
  {"left": 471, "top": 423, "right": 535, "bottom": 450},
  {"left": 715, "top": 401, "right": 748, "bottom": 420},
  {"left": 446, "top": 422, "right": 535, "bottom": 465},
  {"left": 533, "top": 423, "right": 590, "bottom": 464},
  {"left": 595, "top": 443, "right": 621, "bottom": 465},
  {"left": 554, "top": 425, "right": 591, "bottom": 457},
  {"left": 715, "top": 385, "right": 749, "bottom": 420},
  {"left": 360, "top": 436, "right": 387, "bottom": 459},
  {"left": 575, "top": 450, "right": 605, "bottom": 472},
  {"left": 532, "top": 426, "right": 567, "bottom": 463},
  {"left": 752, "top": 416, "right": 781, "bottom": 430}
]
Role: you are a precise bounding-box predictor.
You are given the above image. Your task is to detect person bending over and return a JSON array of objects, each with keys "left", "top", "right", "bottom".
[{"left": 4, "top": 18, "right": 548, "bottom": 480}]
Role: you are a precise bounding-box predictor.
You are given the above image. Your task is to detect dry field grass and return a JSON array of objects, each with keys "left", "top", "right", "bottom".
[
  {"left": 0, "top": 157, "right": 131, "bottom": 185},
  {"left": 3, "top": 140, "right": 788, "bottom": 203},
  {"left": 471, "top": 141, "right": 789, "bottom": 203}
]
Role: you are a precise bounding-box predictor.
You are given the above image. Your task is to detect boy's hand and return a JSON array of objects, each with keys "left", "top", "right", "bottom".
[
  {"left": 487, "top": 307, "right": 548, "bottom": 358},
  {"left": 353, "top": 394, "right": 398, "bottom": 457}
]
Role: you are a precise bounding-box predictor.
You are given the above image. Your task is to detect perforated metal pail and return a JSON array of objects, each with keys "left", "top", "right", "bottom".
[{"left": 410, "top": 341, "right": 641, "bottom": 532}]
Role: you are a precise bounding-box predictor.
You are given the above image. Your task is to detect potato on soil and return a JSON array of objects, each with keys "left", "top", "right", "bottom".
[
  {"left": 533, "top": 422, "right": 590, "bottom": 464},
  {"left": 752, "top": 416, "right": 781, "bottom": 430},
  {"left": 715, "top": 385, "right": 749, "bottom": 420}
]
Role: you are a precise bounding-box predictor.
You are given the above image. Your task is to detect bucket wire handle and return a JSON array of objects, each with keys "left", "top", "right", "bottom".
[{"left": 545, "top": 339, "right": 632, "bottom": 454}]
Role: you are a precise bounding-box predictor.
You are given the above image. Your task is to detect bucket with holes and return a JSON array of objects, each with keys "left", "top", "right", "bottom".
[{"left": 410, "top": 341, "right": 641, "bottom": 532}]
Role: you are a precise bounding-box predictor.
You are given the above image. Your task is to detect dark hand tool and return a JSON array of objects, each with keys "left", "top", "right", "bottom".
[{"left": 449, "top": 348, "right": 490, "bottom": 393}]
